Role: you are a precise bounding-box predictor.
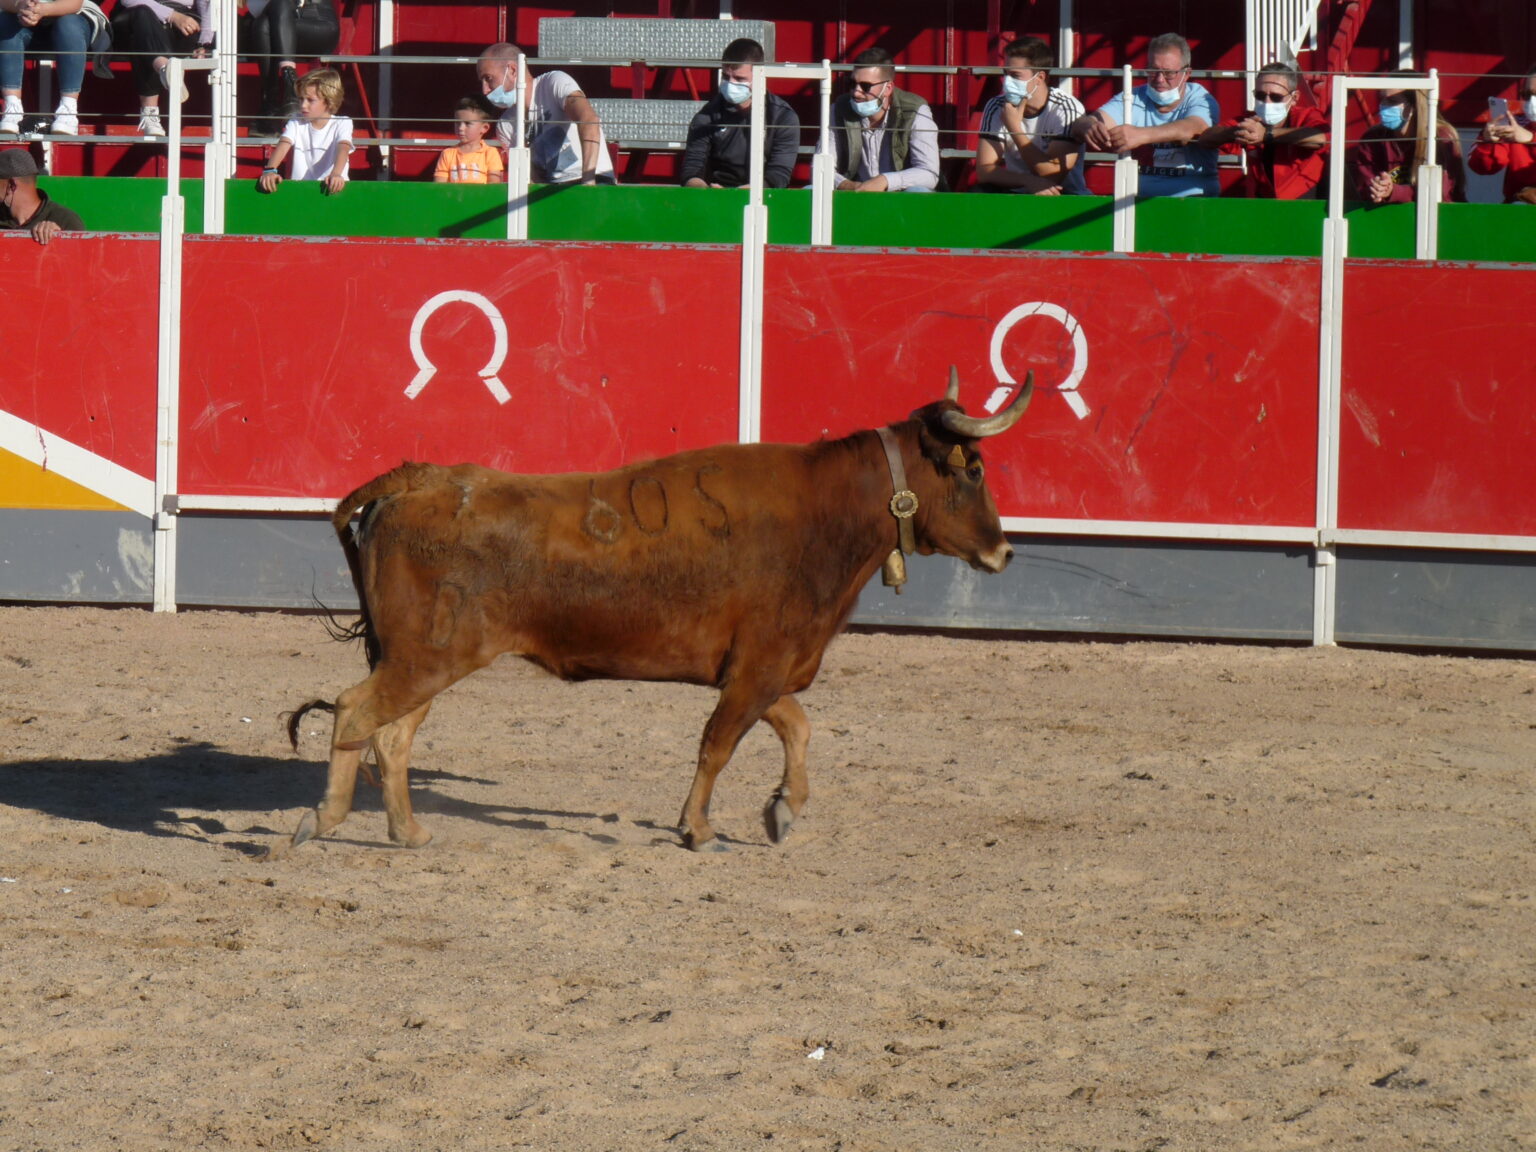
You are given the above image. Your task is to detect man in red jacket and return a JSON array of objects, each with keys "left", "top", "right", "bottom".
[{"left": 1197, "top": 61, "right": 1328, "bottom": 199}]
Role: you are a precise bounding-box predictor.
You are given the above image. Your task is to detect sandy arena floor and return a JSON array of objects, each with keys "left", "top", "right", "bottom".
[{"left": 0, "top": 605, "right": 1532, "bottom": 1150}]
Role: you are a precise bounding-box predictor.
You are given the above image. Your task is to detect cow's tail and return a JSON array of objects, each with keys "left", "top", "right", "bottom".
[
  {"left": 331, "top": 462, "right": 443, "bottom": 671},
  {"left": 285, "top": 699, "right": 336, "bottom": 751}
]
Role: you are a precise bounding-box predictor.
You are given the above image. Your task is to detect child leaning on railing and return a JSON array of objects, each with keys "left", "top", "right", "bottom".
[{"left": 258, "top": 67, "right": 352, "bottom": 195}]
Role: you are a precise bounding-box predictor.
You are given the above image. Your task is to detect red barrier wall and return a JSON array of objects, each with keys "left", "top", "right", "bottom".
[
  {"left": 177, "top": 236, "right": 743, "bottom": 497},
  {"left": 1339, "top": 261, "right": 1536, "bottom": 538},
  {"left": 0, "top": 235, "right": 158, "bottom": 477},
  {"left": 761, "top": 247, "right": 1322, "bottom": 527}
]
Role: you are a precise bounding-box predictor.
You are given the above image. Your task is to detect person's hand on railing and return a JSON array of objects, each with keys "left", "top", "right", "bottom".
[
  {"left": 1230, "top": 116, "right": 1266, "bottom": 147},
  {"left": 1367, "top": 171, "right": 1395, "bottom": 205}
]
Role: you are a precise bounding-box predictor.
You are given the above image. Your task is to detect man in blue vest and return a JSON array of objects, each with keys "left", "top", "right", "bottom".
[{"left": 831, "top": 47, "right": 943, "bottom": 192}]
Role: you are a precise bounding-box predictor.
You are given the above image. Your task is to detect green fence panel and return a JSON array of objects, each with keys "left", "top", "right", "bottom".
[
  {"left": 1134, "top": 196, "right": 1329, "bottom": 257},
  {"left": 1340, "top": 201, "right": 1416, "bottom": 259},
  {"left": 41, "top": 176, "right": 205, "bottom": 234},
  {"left": 830, "top": 190, "right": 1115, "bottom": 251},
  {"left": 526, "top": 184, "right": 812, "bottom": 245},
  {"left": 1438, "top": 203, "right": 1536, "bottom": 264}
]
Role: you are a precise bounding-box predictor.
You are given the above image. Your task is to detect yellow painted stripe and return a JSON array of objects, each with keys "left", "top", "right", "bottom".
[{"left": 0, "top": 447, "right": 129, "bottom": 511}]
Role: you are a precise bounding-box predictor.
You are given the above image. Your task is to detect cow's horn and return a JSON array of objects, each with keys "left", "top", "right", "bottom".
[
  {"left": 945, "top": 365, "right": 960, "bottom": 402},
  {"left": 940, "top": 372, "right": 1034, "bottom": 438}
]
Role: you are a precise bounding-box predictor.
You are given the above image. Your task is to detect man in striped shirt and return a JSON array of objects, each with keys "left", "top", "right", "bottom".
[{"left": 975, "top": 36, "right": 1087, "bottom": 195}]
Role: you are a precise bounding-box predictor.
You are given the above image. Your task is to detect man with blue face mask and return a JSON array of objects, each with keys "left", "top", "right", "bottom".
[
  {"left": 1196, "top": 62, "right": 1328, "bottom": 198},
  {"left": 476, "top": 41, "right": 615, "bottom": 185},
  {"left": 831, "top": 47, "right": 943, "bottom": 192},
  {"left": 681, "top": 37, "right": 800, "bottom": 189},
  {"left": 1068, "top": 31, "right": 1220, "bottom": 197},
  {"left": 975, "top": 35, "right": 1087, "bottom": 195}
]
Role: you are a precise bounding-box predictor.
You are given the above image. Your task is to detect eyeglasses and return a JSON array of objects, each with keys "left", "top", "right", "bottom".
[
  {"left": 850, "top": 78, "right": 891, "bottom": 93},
  {"left": 1146, "top": 68, "right": 1188, "bottom": 81},
  {"left": 1253, "top": 89, "right": 1292, "bottom": 103}
]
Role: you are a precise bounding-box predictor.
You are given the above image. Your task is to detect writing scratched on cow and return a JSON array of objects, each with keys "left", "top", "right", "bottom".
[{"left": 580, "top": 467, "right": 731, "bottom": 545}]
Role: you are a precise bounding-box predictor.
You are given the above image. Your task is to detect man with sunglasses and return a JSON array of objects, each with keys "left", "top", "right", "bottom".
[
  {"left": 1069, "top": 31, "right": 1220, "bottom": 197},
  {"left": 1197, "top": 62, "right": 1328, "bottom": 198},
  {"left": 831, "top": 47, "right": 942, "bottom": 192},
  {"left": 681, "top": 37, "right": 800, "bottom": 189}
]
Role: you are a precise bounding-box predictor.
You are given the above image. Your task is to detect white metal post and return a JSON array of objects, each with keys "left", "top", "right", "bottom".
[
  {"left": 505, "top": 53, "right": 530, "bottom": 240},
  {"left": 810, "top": 60, "right": 834, "bottom": 245},
  {"left": 1415, "top": 68, "right": 1441, "bottom": 260},
  {"left": 1111, "top": 64, "right": 1137, "bottom": 252},
  {"left": 1057, "top": 0, "right": 1075, "bottom": 98}
]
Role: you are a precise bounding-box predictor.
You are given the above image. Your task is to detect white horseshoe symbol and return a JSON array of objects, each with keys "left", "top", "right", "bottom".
[
  {"left": 987, "top": 301, "right": 1090, "bottom": 420},
  {"left": 405, "top": 290, "right": 511, "bottom": 405}
]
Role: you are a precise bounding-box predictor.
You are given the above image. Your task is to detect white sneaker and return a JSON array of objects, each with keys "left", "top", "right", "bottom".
[
  {"left": 138, "top": 110, "right": 165, "bottom": 137},
  {"left": 51, "top": 111, "right": 79, "bottom": 135},
  {"left": 0, "top": 101, "right": 22, "bottom": 136},
  {"left": 156, "top": 64, "right": 189, "bottom": 104}
]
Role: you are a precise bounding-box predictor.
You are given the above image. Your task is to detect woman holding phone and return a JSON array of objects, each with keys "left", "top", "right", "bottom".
[{"left": 1470, "top": 64, "right": 1536, "bottom": 204}]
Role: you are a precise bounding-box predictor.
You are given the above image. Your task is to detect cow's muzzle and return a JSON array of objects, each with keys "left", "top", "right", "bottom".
[{"left": 975, "top": 541, "right": 1014, "bottom": 573}]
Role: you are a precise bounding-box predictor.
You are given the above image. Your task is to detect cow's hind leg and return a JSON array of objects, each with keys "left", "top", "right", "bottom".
[
  {"left": 679, "top": 680, "right": 780, "bottom": 852},
  {"left": 285, "top": 663, "right": 450, "bottom": 852},
  {"left": 374, "top": 702, "right": 433, "bottom": 848},
  {"left": 761, "top": 694, "right": 810, "bottom": 845}
]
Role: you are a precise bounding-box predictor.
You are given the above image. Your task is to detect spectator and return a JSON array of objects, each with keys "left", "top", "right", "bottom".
[
  {"left": 1469, "top": 64, "right": 1536, "bottom": 204},
  {"left": 680, "top": 36, "right": 799, "bottom": 189},
  {"left": 476, "top": 41, "right": 614, "bottom": 185},
  {"left": 240, "top": 0, "right": 339, "bottom": 132},
  {"left": 434, "top": 96, "right": 504, "bottom": 184},
  {"left": 831, "top": 47, "right": 942, "bottom": 192},
  {"left": 975, "top": 35, "right": 1086, "bottom": 195},
  {"left": 258, "top": 67, "right": 351, "bottom": 194},
  {"left": 1070, "top": 32, "right": 1221, "bottom": 198},
  {"left": 1351, "top": 80, "right": 1465, "bottom": 205},
  {"left": 1, "top": 0, "right": 91, "bottom": 136},
  {"left": 111, "top": 0, "right": 211, "bottom": 137},
  {"left": 0, "top": 146, "right": 81, "bottom": 242},
  {"left": 1196, "top": 61, "right": 1327, "bottom": 198}
]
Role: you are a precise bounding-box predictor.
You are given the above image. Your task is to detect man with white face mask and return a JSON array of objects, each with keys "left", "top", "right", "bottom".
[
  {"left": 681, "top": 37, "right": 800, "bottom": 189},
  {"left": 975, "top": 35, "right": 1086, "bottom": 195},
  {"left": 831, "top": 47, "right": 942, "bottom": 192},
  {"left": 476, "top": 41, "right": 614, "bottom": 185},
  {"left": 1196, "top": 62, "right": 1328, "bottom": 198},
  {"left": 1069, "top": 31, "right": 1220, "bottom": 197}
]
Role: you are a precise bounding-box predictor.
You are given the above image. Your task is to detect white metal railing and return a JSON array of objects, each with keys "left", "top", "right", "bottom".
[{"left": 1245, "top": 0, "right": 1322, "bottom": 72}]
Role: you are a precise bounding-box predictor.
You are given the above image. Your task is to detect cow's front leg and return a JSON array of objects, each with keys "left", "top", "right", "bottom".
[
  {"left": 373, "top": 702, "right": 433, "bottom": 848},
  {"left": 761, "top": 694, "right": 810, "bottom": 844},
  {"left": 679, "top": 682, "right": 776, "bottom": 851}
]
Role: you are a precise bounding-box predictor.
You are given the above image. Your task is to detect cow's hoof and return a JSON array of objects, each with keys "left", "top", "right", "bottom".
[
  {"left": 389, "top": 824, "right": 433, "bottom": 849},
  {"left": 764, "top": 797, "right": 795, "bottom": 844},
  {"left": 685, "top": 833, "right": 731, "bottom": 853},
  {"left": 288, "top": 808, "right": 321, "bottom": 850}
]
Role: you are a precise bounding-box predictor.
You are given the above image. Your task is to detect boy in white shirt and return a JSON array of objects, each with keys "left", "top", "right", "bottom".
[{"left": 258, "top": 67, "right": 353, "bottom": 194}]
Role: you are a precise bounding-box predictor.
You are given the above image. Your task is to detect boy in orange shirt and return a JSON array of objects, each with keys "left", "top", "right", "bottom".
[{"left": 434, "top": 97, "right": 505, "bottom": 183}]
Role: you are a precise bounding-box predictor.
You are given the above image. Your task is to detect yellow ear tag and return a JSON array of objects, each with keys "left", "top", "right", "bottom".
[{"left": 947, "top": 445, "right": 966, "bottom": 468}]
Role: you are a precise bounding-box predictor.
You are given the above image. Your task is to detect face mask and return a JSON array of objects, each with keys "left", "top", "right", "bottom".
[
  {"left": 1256, "top": 99, "right": 1288, "bottom": 127},
  {"left": 1002, "top": 75, "right": 1034, "bottom": 107},
  {"left": 853, "top": 97, "right": 881, "bottom": 118},
  {"left": 484, "top": 70, "right": 519, "bottom": 110},
  {"left": 1378, "top": 103, "right": 1406, "bottom": 132},
  {"left": 1148, "top": 84, "right": 1182, "bottom": 108},
  {"left": 719, "top": 78, "right": 751, "bottom": 106}
]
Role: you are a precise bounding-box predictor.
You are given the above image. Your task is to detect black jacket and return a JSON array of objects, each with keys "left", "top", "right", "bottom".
[{"left": 680, "top": 90, "right": 800, "bottom": 188}]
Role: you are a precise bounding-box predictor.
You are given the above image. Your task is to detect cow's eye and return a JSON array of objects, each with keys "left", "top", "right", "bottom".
[{"left": 965, "top": 463, "right": 984, "bottom": 483}]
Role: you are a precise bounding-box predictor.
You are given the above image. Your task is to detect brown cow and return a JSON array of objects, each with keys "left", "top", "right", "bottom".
[{"left": 280, "top": 370, "right": 1032, "bottom": 855}]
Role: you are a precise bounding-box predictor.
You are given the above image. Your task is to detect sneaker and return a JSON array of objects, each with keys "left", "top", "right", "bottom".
[
  {"left": 156, "top": 63, "right": 189, "bottom": 104},
  {"left": 0, "top": 101, "right": 21, "bottom": 136},
  {"left": 138, "top": 110, "right": 165, "bottom": 137},
  {"left": 50, "top": 111, "right": 79, "bottom": 136}
]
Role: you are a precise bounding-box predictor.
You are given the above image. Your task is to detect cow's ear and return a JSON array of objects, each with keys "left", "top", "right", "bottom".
[{"left": 946, "top": 444, "right": 966, "bottom": 469}]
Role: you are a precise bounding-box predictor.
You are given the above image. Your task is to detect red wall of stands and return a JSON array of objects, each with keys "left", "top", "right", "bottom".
[{"left": 7, "top": 233, "right": 1528, "bottom": 545}]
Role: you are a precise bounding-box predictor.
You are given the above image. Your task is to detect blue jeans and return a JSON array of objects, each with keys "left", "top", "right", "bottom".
[{"left": 0, "top": 12, "right": 89, "bottom": 95}]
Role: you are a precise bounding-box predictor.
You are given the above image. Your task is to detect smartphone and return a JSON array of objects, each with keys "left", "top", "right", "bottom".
[{"left": 1489, "top": 96, "right": 1510, "bottom": 122}]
